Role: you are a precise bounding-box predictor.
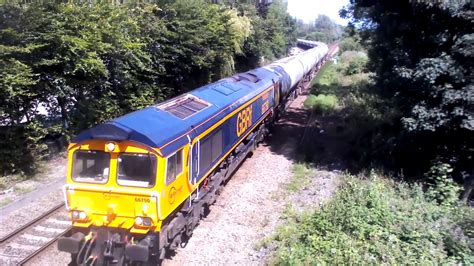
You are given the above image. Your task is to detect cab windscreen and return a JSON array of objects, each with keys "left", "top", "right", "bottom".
[
  {"left": 72, "top": 150, "right": 110, "bottom": 183},
  {"left": 117, "top": 153, "right": 157, "bottom": 187}
]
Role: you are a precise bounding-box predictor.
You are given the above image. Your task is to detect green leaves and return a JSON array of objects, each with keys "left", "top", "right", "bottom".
[
  {"left": 342, "top": 1, "right": 473, "bottom": 184},
  {"left": 0, "top": 1, "right": 295, "bottom": 175},
  {"left": 271, "top": 176, "right": 474, "bottom": 264}
]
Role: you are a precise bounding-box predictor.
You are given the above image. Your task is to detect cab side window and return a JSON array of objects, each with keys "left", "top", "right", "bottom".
[{"left": 166, "top": 149, "right": 183, "bottom": 185}]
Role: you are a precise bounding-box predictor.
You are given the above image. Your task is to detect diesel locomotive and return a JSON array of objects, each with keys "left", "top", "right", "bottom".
[{"left": 58, "top": 40, "right": 330, "bottom": 265}]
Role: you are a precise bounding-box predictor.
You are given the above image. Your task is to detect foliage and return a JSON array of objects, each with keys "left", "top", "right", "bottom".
[
  {"left": 339, "top": 36, "right": 362, "bottom": 53},
  {"left": 296, "top": 15, "right": 343, "bottom": 43},
  {"left": 234, "top": 0, "right": 296, "bottom": 70},
  {"left": 425, "top": 161, "right": 461, "bottom": 206},
  {"left": 340, "top": 1, "right": 473, "bottom": 191},
  {"left": 0, "top": 0, "right": 295, "bottom": 176},
  {"left": 270, "top": 175, "right": 474, "bottom": 264},
  {"left": 344, "top": 53, "right": 367, "bottom": 75},
  {"left": 302, "top": 53, "right": 403, "bottom": 171}
]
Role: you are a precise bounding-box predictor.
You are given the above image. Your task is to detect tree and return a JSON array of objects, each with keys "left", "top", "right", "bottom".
[
  {"left": 295, "top": 15, "right": 343, "bottom": 43},
  {"left": 341, "top": 1, "right": 473, "bottom": 199},
  {"left": 0, "top": 0, "right": 294, "bottom": 175}
]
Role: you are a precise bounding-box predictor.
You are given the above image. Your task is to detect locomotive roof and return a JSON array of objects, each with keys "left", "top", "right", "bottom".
[{"left": 73, "top": 67, "right": 280, "bottom": 156}]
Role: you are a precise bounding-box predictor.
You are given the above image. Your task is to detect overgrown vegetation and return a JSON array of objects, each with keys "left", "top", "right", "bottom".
[
  {"left": 340, "top": 0, "right": 473, "bottom": 200},
  {"left": 269, "top": 174, "right": 474, "bottom": 264},
  {"left": 0, "top": 0, "right": 295, "bottom": 176},
  {"left": 303, "top": 94, "right": 337, "bottom": 114},
  {"left": 301, "top": 0, "right": 472, "bottom": 202},
  {"left": 301, "top": 48, "right": 396, "bottom": 171},
  {"left": 274, "top": 2, "right": 473, "bottom": 262}
]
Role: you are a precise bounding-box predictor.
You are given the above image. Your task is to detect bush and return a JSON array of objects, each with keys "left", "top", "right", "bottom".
[
  {"left": 425, "top": 161, "right": 461, "bottom": 205},
  {"left": 270, "top": 176, "right": 474, "bottom": 264},
  {"left": 345, "top": 55, "right": 367, "bottom": 75},
  {"left": 338, "top": 51, "right": 368, "bottom": 76},
  {"left": 304, "top": 94, "right": 338, "bottom": 114},
  {"left": 339, "top": 36, "right": 363, "bottom": 53}
]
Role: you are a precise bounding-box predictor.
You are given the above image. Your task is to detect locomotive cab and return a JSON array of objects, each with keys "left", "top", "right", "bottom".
[
  {"left": 65, "top": 140, "right": 162, "bottom": 230},
  {"left": 60, "top": 139, "right": 190, "bottom": 263}
]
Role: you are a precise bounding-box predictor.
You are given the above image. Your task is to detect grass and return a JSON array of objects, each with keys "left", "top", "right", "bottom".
[
  {"left": 0, "top": 174, "right": 26, "bottom": 190},
  {"left": 0, "top": 197, "right": 13, "bottom": 207},
  {"left": 286, "top": 163, "right": 312, "bottom": 192},
  {"left": 269, "top": 173, "right": 474, "bottom": 265},
  {"left": 15, "top": 186, "right": 34, "bottom": 195},
  {"left": 304, "top": 94, "right": 338, "bottom": 114}
]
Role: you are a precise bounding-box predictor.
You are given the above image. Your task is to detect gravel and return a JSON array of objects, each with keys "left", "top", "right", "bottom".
[
  {"left": 0, "top": 157, "right": 66, "bottom": 208},
  {"left": 0, "top": 189, "right": 65, "bottom": 240},
  {"left": 289, "top": 169, "right": 341, "bottom": 214}
]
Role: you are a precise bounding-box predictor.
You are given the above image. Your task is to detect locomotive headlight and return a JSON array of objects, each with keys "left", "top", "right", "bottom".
[
  {"left": 71, "top": 210, "right": 87, "bottom": 221},
  {"left": 134, "top": 217, "right": 143, "bottom": 226},
  {"left": 134, "top": 217, "right": 153, "bottom": 227},
  {"left": 79, "top": 211, "right": 87, "bottom": 220},
  {"left": 106, "top": 142, "right": 116, "bottom": 152},
  {"left": 72, "top": 210, "right": 80, "bottom": 220}
]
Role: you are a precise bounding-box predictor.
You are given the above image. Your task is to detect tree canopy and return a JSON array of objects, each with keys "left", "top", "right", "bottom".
[
  {"left": 296, "top": 14, "right": 344, "bottom": 43},
  {"left": 0, "top": 0, "right": 296, "bottom": 175},
  {"left": 341, "top": 1, "right": 473, "bottom": 187}
]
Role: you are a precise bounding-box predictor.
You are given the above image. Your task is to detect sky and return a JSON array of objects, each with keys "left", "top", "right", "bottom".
[{"left": 287, "top": 0, "right": 350, "bottom": 26}]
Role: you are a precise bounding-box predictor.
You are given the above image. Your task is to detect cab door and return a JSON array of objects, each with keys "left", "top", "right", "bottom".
[
  {"left": 161, "top": 147, "right": 188, "bottom": 218},
  {"left": 189, "top": 140, "right": 199, "bottom": 184}
]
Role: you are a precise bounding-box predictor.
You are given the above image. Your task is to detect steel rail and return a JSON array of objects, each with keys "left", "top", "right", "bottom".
[
  {"left": 0, "top": 202, "right": 65, "bottom": 243},
  {"left": 17, "top": 227, "right": 72, "bottom": 265}
]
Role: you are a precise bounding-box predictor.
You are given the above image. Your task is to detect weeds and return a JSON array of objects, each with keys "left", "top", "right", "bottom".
[
  {"left": 425, "top": 161, "right": 461, "bottom": 205},
  {"left": 15, "top": 186, "right": 34, "bottom": 195},
  {"left": 269, "top": 175, "right": 474, "bottom": 264},
  {"left": 0, "top": 198, "right": 13, "bottom": 207},
  {"left": 287, "top": 163, "right": 312, "bottom": 192},
  {"left": 304, "top": 94, "right": 338, "bottom": 114},
  {"left": 302, "top": 51, "right": 400, "bottom": 172}
]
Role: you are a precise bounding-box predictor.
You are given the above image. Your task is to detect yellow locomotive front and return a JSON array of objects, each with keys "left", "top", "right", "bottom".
[
  {"left": 59, "top": 138, "right": 191, "bottom": 264},
  {"left": 65, "top": 140, "right": 162, "bottom": 232}
]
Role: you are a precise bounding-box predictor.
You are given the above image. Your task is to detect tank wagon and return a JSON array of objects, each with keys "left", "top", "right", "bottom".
[{"left": 58, "top": 41, "right": 329, "bottom": 265}]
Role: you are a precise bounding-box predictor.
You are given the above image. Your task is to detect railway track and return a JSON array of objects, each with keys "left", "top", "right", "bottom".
[{"left": 0, "top": 203, "right": 71, "bottom": 265}]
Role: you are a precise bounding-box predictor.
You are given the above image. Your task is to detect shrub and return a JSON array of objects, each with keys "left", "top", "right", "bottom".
[
  {"left": 269, "top": 176, "right": 474, "bottom": 265},
  {"left": 344, "top": 55, "right": 368, "bottom": 75},
  {"left": 339, "top": 36, "right": 363, "bottom": 53},
  {"left": 425, "top": 161, "right": 461, "bottom": 205}
]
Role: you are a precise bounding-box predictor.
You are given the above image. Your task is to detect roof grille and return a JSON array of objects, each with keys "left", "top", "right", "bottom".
[
  {"left": 157, "top": 95, "right": 210, "bottom": 119},
  {"left": 237, "top": 73, "right": 260, "bottom": 83}
]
